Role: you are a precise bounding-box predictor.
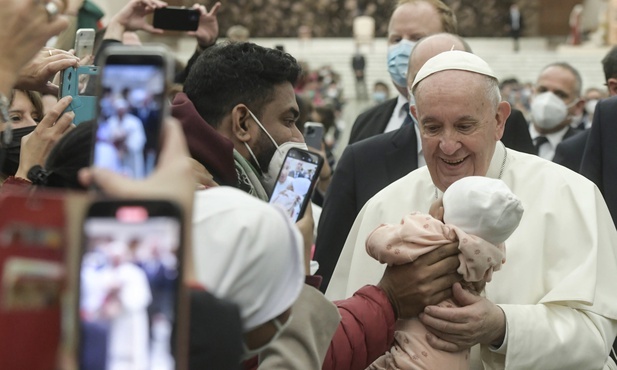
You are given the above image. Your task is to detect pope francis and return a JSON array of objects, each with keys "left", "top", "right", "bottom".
[{"left": 326, "top": 50, "right": 617, "bottom": 369}]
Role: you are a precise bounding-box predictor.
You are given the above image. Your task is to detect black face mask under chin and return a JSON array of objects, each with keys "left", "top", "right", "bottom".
[{"left": 0, "top": 126, "right": 36, "bottom": 176}]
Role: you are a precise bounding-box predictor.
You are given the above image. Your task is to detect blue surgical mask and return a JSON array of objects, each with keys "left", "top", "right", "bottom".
[
  {"left": 387, "top": 39, "right": 417, "bottom": 88},
  {"left": 372, "top": 91, "right": 387, "bottom": 104}
]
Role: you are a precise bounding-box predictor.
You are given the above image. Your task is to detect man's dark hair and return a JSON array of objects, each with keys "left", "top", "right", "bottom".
[
  {"left": 602, "top": 46, "right": 617, "bottom": 82},
  {"left": 183, "top": 42, "right": 301, "bottom": 128}
]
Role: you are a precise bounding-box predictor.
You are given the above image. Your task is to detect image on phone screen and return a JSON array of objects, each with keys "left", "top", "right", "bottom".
[
  {"left": 94, "top": 64, "right": 165, "bottom": 179},
  {"left": 269, "top": 149, "right": 323, "bottom": 222},
  {"left": 79, "top": 205, "right": 181, "bottom": 370}
]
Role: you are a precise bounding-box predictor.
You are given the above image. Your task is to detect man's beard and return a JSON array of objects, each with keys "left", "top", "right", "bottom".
[{"left": 253, "top": 131, "right": 277, "bottom": 174}]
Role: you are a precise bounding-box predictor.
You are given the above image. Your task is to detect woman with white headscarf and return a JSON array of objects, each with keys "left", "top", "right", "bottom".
[{"left": 191, "top": 186, "right": 305, "bottom": 360}]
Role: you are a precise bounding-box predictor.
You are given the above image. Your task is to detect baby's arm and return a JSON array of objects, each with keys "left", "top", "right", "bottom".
[{"left": 429, "top": 198, "right": 444, "bottom": 222}]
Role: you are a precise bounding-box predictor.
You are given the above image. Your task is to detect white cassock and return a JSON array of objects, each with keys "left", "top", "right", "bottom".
[
  {"left": 107, "top": 263, "right": 152, "bottom": 370},
  {"left": 107, "top": 113, "right": 146, "bottom": 178},
  {"left": 327, "top": 143, "right": 617, "bottom": 370}
]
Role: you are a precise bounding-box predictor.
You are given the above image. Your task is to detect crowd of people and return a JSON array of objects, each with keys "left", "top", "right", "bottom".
[{"left": 2, "top": 0, "right": 617, "bottom": 369}]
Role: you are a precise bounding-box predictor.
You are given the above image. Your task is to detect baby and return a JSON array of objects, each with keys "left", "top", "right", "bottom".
[{"left": 366, "top": 176, "right": 524, "bottom": 370}]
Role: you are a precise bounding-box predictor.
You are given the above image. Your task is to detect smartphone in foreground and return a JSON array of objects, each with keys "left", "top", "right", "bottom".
[
  {"left": 153, "top": 7, "right": 200, "bottom": 31},
  {"left": 78, "top": 200, "right": 184, "bottom": 370},
  {"left": 269, "top": 148, "right": 324, "bottom": 222},
  {"left": 92, "top": 45, "right": 171, "bottom": 179},
  {"left": 74, "top": 28, "right": 95, "bottom": 60},
  {"left": 303, "top": 122, "right": 325, "bottom": 150}
]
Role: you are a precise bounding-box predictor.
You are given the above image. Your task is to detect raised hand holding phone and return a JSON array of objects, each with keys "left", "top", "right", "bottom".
[
  {"left": 74, "top": 29, "right": 95, "bottom": 60},
  {"left": 92, "top": 45, "right": 171, "bottom": 179},
  {"left": 79, "top": 200, "right": 184, "bottom": 370},
  {"left": 268, "top": 148, "right": 323, "bottom": 222}
]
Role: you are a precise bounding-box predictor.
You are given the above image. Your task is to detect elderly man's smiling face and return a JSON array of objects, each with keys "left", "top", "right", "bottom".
[{"left": 412, "top": 70, "right": 510, "bottom": 191}]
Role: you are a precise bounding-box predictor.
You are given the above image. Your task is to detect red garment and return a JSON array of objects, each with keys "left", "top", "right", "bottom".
[
  {"left": 322, "top": 285, "right": 396, "bottom": 370},
  {"left": 1, "top": 176, "right": 31, "bottom": 192},
  {"left": 171, "top": 93, "right": 238, "bottom": 186}
]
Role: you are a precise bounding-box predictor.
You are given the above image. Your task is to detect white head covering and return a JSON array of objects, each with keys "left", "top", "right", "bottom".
[
  {"left": 442, "top": 176, "right": 524, "bottom": 245},
  {"left": 191, "top": 186, "right": 304, "bottom": 331},
  {"left": 411, "top": 50, "right": 497, "bottom": 90}
]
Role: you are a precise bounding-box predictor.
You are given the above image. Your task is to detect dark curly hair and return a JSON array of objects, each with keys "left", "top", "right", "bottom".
[{"left": 183, "top": 42, "right": 301, "bottom": 128}]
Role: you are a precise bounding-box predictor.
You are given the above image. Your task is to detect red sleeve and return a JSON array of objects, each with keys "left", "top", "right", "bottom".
[{"left": 322, "top": 285, "right": 396, "bottom": 370}]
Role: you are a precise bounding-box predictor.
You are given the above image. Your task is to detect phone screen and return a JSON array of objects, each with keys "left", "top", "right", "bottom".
[
  {"left": 269, "top": 148, "right": 323, "bottom": 222},
  {"left": 79, "top": 202, "right": 181, "bottom": 370},
  {"left": 93, "top": 58, "right": 166, "bottom": 179}
]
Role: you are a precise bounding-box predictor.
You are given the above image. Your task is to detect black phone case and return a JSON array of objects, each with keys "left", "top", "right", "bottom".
[
  {"left": 153, "top": 7, "right": 200, "bottom": 31},
  {"left": 269, "top": 148, "right": 324, "bottom": 222}
]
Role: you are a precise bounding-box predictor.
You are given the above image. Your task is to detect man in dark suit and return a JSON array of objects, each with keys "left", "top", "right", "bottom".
[
  {"left": 554, "top": 47, "right": 617, "bottom": 173},
  {"left": 317, "top": 32, "right": 536, "bottom": 292},
  {"left": 529, "top": 62, "right": 584, "bottom": 160},
  {"left": 573, "top": 49, "right": 617, "bottom": 362},
  {"left": 553, "top": 129, "right": 589, "bottom": 172},
  {"left": 580, "top": 96, "right": 617, "bottom": 226},
  {"left": 347, "top": 0, "right": 457, "bottom": 145}
]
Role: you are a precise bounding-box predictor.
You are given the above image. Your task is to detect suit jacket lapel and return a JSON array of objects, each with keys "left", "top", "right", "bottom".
[
  {"left": 374, "top": 98, "right": 399, "bottom": 135},
  {"left": 385, "top": 124, "right": 418, "bottom": 183}
]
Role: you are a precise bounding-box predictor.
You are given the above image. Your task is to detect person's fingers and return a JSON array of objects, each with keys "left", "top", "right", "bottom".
[
  {"left": 42, "top": 47, "right": 76, "bottom": 58},
  {"left": 39, "top": 96, "right": 72, "bottom": 127},
  {"left": 87, "top": 167, "right": 144, "bottom": 196},
  {"left": 47, "top": 15, "right": 70, "bottom": 37},
  {"left": 40, "top": 82, "right": 59, "bottom": 96},
  {"left": 45, "top": 58, "right": 81, "bottom": 76},
  {"left": 419, "top": 241, "right": 460, "bottom": 266},
  {"left": 157, "top": 118, "right": 190, "bottom": 164},
  {"left": 51, "top": 110, "right": 75, "bottom": 133},
  {"left": 142, "top": 24, "right": 165, "bottom": 34},
  {"left": 208, "top": 1, "right": 221, "bottom": 16}
]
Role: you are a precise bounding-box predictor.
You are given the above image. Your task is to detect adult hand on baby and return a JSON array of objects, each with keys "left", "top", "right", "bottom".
[
  {"left": 378, "top": 242, "right": 462, "bottom": 319},
  {"left": 419, "top": 282, "right": 506, "bottom": 352}
]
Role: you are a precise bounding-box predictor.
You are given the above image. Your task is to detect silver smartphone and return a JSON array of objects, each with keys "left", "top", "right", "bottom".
[
  {"left": 92, "top": 45, "right": 172, "bottom": 179},
  {"left": 74, "top": 28, "right": 95, "bottom": 60}
]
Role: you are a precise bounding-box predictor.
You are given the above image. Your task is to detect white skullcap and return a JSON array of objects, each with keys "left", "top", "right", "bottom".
[
  {"left": 191, "top": 186, "right": 304, "bottom": 331},
  {"left": 411, "top": 50, "right": 497, "bottom": 90},
  {"left": 442, "top": 176, "right": 524, "bottom": 245}
]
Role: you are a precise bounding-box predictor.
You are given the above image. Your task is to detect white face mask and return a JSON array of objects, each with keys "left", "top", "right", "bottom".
[
  {"left": 241, "top": 315, "right": 292, "bottom": 361},
  {"left": 531, "top": 91, "right": 574, "bottom": 130},
  {"left": 585, "top": 99, "right": 598, "bottom": 117},
  {"left": 244, "top": 110, "right": 308, "bottom": 194}
]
